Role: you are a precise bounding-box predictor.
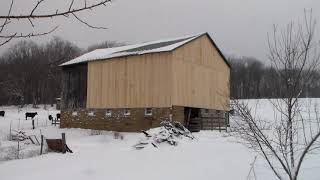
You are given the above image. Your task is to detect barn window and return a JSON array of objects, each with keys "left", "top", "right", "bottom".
[
  {"left": 105, "top": 109, "right": 112, "bottom": 117},
  {"left": 72, "top": 111, "right": 78, "bottom": 116},
  {"left": 145, "top": 108, "right": 152, "bottom": 116},
  {"left": 124, "top": 108, "right": 130, "bottom": 116},
  {"left": 216, "top": 110, "right": 224, "bottom": 116},
  {"left": 88, "top": 111, "right": 95, "bottom": 116}
]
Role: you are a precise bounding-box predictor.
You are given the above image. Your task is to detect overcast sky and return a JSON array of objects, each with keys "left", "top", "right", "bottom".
[{"left": 0, "top": 0, "right": 319, "bottom": 61}]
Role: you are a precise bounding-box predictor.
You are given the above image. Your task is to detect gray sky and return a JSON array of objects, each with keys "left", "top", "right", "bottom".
[{"left": 0, "top": 0, "right": 319, "bottom": 61}]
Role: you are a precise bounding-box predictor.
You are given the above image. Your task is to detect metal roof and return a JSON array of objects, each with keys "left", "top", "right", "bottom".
[
  {"left": 60, "top": 32, "right": 231, "bottom": 68},
  {"left": 118, "top": 37, "right": 192, "bottom": 53}
]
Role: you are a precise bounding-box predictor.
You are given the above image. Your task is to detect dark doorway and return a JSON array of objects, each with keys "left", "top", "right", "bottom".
[{"left": 184, "top": 107, "right": 201, "bottom": 132}]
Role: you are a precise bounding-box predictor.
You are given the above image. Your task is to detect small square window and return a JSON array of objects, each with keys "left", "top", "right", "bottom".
[
  {"left": 88, "top": 111, "right": 95, "bottom": 116},
  {"left": 145, "top": 108, "right": 152, "bottom": 116},
  {"left": 124, "top": 108, "right": 130, "bottom": 116},
  {"left": 72, "top": 111, "right": 78, "bottom": 116},
  {"left": 105, "top": 109, "right": 112, "bottom": 117}
]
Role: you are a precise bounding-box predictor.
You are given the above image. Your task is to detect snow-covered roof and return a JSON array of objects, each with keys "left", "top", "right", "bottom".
[
  {"left": 60, "top": 33, "right": 203, "bottom": 66},
  {"left": 60, "top": 32, "right": 230, "bottom": 68}
]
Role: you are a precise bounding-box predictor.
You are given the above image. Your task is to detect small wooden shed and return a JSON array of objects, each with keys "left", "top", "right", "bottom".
[{"left": 60, "top": 32, "right": 231, "bottom": 132}]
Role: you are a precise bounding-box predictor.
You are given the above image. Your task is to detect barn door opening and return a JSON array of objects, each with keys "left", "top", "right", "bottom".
[{"left": 184, "top": 107, "right": 201, "bottom": 132}]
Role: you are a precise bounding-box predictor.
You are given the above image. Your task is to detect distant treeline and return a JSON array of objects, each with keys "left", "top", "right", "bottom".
[
  {"left": 0, "top": 37, "right": 124, "bottom": 106},
  {"left": 0, "top": 38, "right": 319, "bottom": 106},
  {"left": 229, "top": 57, "right": 320, "bottom": 99}
]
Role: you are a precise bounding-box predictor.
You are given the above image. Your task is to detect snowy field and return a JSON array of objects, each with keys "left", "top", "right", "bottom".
[{"left": 0, "top": 100, "right": 319, "bottom": 180}]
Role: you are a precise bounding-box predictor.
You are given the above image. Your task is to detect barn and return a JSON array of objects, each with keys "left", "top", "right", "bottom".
[{"left": 60, "top": 32, "right": 231, "bottom": 132}]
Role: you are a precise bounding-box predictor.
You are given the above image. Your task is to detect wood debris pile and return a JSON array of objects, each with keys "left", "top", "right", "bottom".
[{"left": 134, "top": 121, "right": 194, "bottom": 149}]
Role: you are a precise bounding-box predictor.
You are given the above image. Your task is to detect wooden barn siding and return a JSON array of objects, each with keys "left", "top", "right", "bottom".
[
  {"left": 87, "top": 52, "right": 173, "bottom": 108},
  {"left": 61, "top": 63, "right": 88, "bottom": 109},
  {"left": 86, "top": 35, "right": 230, "bottom": 110},
  {"left": 171, "top": 35, "right": 230, "bottom": 110}
]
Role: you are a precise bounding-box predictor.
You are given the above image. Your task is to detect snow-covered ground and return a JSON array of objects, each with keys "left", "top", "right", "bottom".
[
  {"left": 0, "top": 100, "right": 319, "bottom": 180},
  {"left": 0, "top": 104, "right": 59, "bottom": 139},
  {"left": 0, "top": 105, "right": 59, "bottom": 161}
]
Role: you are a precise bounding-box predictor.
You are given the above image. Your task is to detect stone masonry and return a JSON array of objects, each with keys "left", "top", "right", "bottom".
[{"left": 61, "top": 106, "right": 185, "bottom": 132}]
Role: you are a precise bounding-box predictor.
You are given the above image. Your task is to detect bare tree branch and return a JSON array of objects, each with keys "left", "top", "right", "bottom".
[
  {"left": 0, "top": 33, "right": 16, "bottom": 46},
  {"left": 30, "top": 0, "right": 45, "bottom": 16},
  {"left": 72, "top": 13, "right": 107, "bottom": 29},
  {"left": 0, "top": 26, "right": 58, "bottom": 47},
  {"left": 231, "top": 10, "right": 320, "bottom": 180},
  {"left": 0, "top": 0, "right": 111, "bottom": 19},
  {"left": 0, "top": 26, "right": 58, "bottom": 39},
  {"left": 69, "top": 0, "right": 75, "bottom": 11},
  {"left": 0, "top": 0, "right": 14, "bottom": 33},
  {"left": 0, "top": 0, "right": 111, "bottom": 47}
]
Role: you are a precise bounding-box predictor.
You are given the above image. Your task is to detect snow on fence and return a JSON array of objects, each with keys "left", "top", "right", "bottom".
[{"left": 0, "top": 132, "right": 72, "bottom": 161}]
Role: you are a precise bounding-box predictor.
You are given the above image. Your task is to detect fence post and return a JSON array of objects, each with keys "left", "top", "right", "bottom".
[
  {"left": 9, "top": 120, "right": 12, "bottom": 141},
  {"left": 40, "top": 135, "right": 44, "bottom": 155},
  {"left": 17, "top": 140, "right": 20, "bottom": 159},
  {"left": 61, "top": 133, "right": 66, "bottom": 153}
]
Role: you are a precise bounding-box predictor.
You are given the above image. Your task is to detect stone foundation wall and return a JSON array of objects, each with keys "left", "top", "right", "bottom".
[{"left": 61, "top": 106, "right": 185, "bottom": 132}]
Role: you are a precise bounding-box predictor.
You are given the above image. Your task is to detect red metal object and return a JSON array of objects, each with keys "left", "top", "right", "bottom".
[{"left": 46, "top": 139, "right": 64, "bottom": 152}]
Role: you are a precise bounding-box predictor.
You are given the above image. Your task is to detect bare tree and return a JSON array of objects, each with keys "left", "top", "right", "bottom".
[
  {"left": 229, "top": 57, "right": 265, "bottom": 99},
  {"left": 0, "top": 0, "right": 111, "bottom": 46},
  {"left": 43, "top": 37, "right": 82, "bottom": 105},
  {"left": 228, "top": 56, "right": 320, "bottom": 99},
  {"left": 87, "top": 40, "right": 126, "bottom": 52},
  {"left": 231, "top": 10, "right": 320, "bottom": 180},
  {"left": 0, "top": 38, "right": 81, "bottom": 106}
]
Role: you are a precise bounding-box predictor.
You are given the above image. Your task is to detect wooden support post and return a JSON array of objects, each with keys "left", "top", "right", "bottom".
[
  {"left": 218, "top": 118, "right": 221, "bottom": 132},
  {"left": 187, "top": 108, "right": 191, "bottom": 128},
  {"left": 32, "top": 119, "right": 35, "bottom": 129},
  {"left": 61, "top": 133, "right": 66, "bottom": 153},
  {"left": 225, "top": 112, "right": 229, "bottom": 132},
  {"left": 40, "top": 135, "right": 44, "bottom": 155}
]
